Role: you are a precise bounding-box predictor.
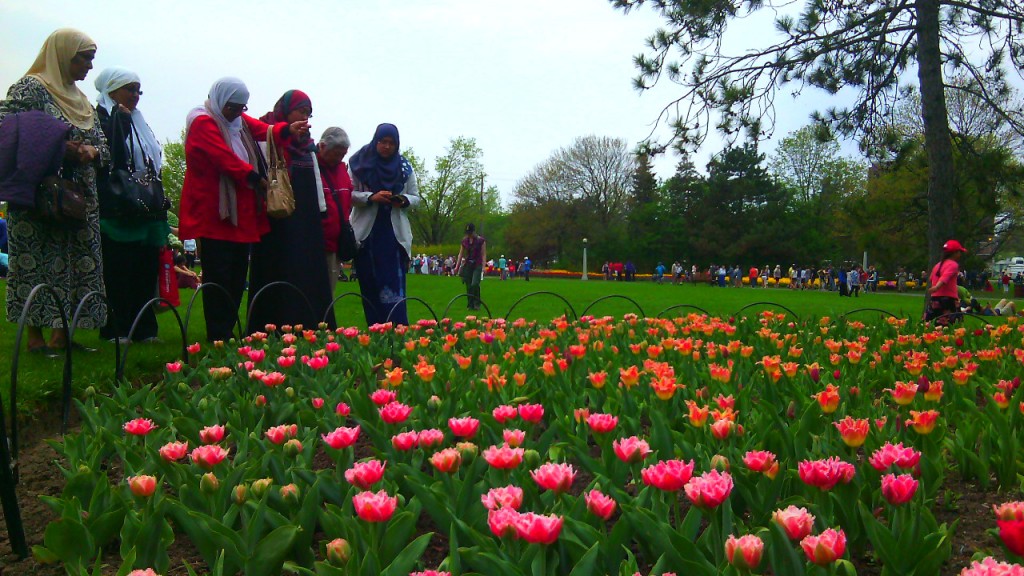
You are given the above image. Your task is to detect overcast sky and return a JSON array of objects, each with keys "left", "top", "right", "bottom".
[{"left": 2, "top": 0, "right": 859, "bottom": 203}]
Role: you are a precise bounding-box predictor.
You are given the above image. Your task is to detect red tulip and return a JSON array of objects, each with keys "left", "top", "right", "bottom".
[
  {"left": 265, "top": 424, "right": 298, "bottom": 445},
  {"left": 187, "top": 342, "right": 201, "bottom": 354},
  {"left": 483, "top": 444, "right": 525, "bottom": 469},
  {"left": 710, "top": 418, "right": 734, "bottom": 440},
  {"left": 684, "top": 470, "right": 734, "bottom": 510},
  {"left": 812, "top": 384, "right": 841, "bottom": 413},
  {"left": 883, "top": 381, "right": 918, "bottom": 406},
  {"left": 165, "top": 361, "right": 183, "bottom": 373},
  {"left": 127, "top": 475, "right": 157, "bottom": 497},
  {"left": 773, "top": 505, "right": 815, "bottom": 541},
  {"left": 190, "top": 445, "right": 229, "bottom": 469},
  {"left": 585, "top": 489, "right": 617, "bottom": 520},
  {"left": 391, "top": 431, "right": 419, "bottom": 451},
  {"left": 613, "top": 436, "right": 652, "bottom": 464},
  {"left": 515, "top": 512, "right": 563, "bottom": 545},
  {"left": 352, "top": 490, "right": 397, "bottom": 522},
  {"left": 448, "top": 416, "right": 480, "bottom": 439},
  {"left": 378, "top": 402, "right": 413, "bottom": 424},
  {"left": 322, "top": 426, "right": 360, "bottom": 450},
  {"left": 261, "top": 372, "right": 286, "bottom": 387},
  {"left": 881, "top": 473, "right": 918, "bottom": 506},
  {"left": 801, "top": 528, "right": 847, "bottom": 565},
  {"left": 417, "top": 428, "right": 445, "bottom": 449},
  {"left": 124, "top": 418, "right": 157, "bottom": 436},
  {"left": 517, "top": 403, "right": 544, "bottom": 423},
  {"left": 995, "top": 502, "right": 1024, "bottom": 556},
  {"left": 158, "top": 441, "right": 189, "bottom": 462},
  {"left": 530, "top": 462, "right": 576, "bottom": 493},
  {"left": 199, "top": 425, "right": 225, "bottom": 444},
  {"left": 905, "top": 410, "right": 940, "bottom": 434},
  {"left": 345, "top": 460, "right": 386, "bottom": 489},
  {"left": 481, "top": 485, "right": 524, "bottom": 510},
  {"left": 641, "top": 459, "right": 695, "bottom": 492},
  {"left": 487, "top": 507, "right": 521, "bottom": 538},
  {"left": 311, "top": 397, "right": 325, "bottom": 409},
  {"left": 586, "top": 413, "right": 618, "bottom": 434},
  {"left": 742, "top": 450, "right": 777, "bottom": 474},
  {"left": 335, "top": 402, "right": 351, "bottom": 416},
  {"left": 834, "top": 416, "right": 869, "bottom": 448},
  {"left": 725, "top": 534, "right": 764, "bottom": 571}
]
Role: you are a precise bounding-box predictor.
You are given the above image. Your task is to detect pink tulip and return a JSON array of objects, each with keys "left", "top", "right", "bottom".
[
  {"left": 684, "top": 470, "right": 734, "bottom": 510},
  {"left": 502, "top": 429, "right": 526, "bottom": 447},
  {"left": 352, "top": 490, "right": 397, "bottom": 522},
  {"left": 304, "top": 355, "right": 329, "bottom": 370},
  {"left": 370, "top": 389, "right": 397, "bottom": 406},
  {"left": 483, "top": 444, "right": 524, "bottom": 469},
  {"left": 530, "top": 462, "right": 576, "bottom": 493},
  {"left": 311, "top": 397, "right": 325, "bottom": 409},
  {"left": 378, "top": 402, "right": 413, "bottom": 424},
  {"left": 641, "top": 459, "right": 695, "bottom": 492},
  {"left": 124, "top": 418, "right": 157, "bottom": 436},
  {"left": 487, "top": 507, "right": 521, "bottom": 538},
  {"left": 448, "top": 417, "right": 480, "bottom": 439},
  {"left": 725, "top": 534, "right": 764, "bottom": 571},
  {"left": 481, "top": 485, "right": 524, "bottom": 510},
  {"left": 742, "top": 450, "right": 777, "bottom": 474},
  {"left": 517, "top": 404, "right": 544, "bottom": 423},
  {"left": 868, "top": 442, "right": 921, "bottom": 472},
  {"left": 265, "top": 424, "right": 297, "bottom": 445},
  {"left": 261, "top": 372, "right": 286, "bottom": 387},
  {"left": 165, "top": 361, "right": 183, "bottom": 373},
  {"left": 586, "top": 413, "right": 619, "bottom": 434},
  {"left": 391, "top": 431, "right": 419, "bottom": 451},
  {"left": 335, "top": 402, "right": 351, "bottom": 416},
  {"left": 613, "top": 436, "right": 652, "bottom": 464},
  {"left": 492, "top": 404, "right": 518, "bottom": 423},
  {"left": 801, "top": 528, "right": 847, "bottom": 565},
  {"left": 190, "top": 445, "right": 229, "bottom": 469},
  {"left": 773, "top": 505, "right": 816, "bottom": 541},
  {"left": 798, "top": 457, "right": 856, "bottom": 490},
  {"left": 127, "top": 475, "right": 157, "bottom": 497},
  {"left": 158, "top": 441, "right": 189, "bottom": 462},
  {"left": 199, "top": 425, "right": 225, "bottom": 444},
  {"left": 959, "top": 557, "right": 1024, "bottom": 575},
  {"left": 345, "top": 460, "right": 386, "bottom": 489},
  {"left": 515, "top": 512, "right": 563, "bottom": 545},
  {"left": 322, "top": 426, "right": 360, "bottom": 450},
  {"left": 585, "top": 489, "right": 617, "bottom": 520},
  {"left": 417, "top": 428, "right": 445, "bottom": 449},
  {"left": 881, "top": 473, "right": 918, "bottom": 506},
  {"left": 127, "top": 570, "right": 160, "bottom": 576}
]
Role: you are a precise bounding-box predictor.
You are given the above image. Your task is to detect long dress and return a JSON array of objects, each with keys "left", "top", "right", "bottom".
[
  {"left": 0, "top": 77, "right": 108, "bottom": 329},
  {"left": 247, "top": 149, "right": 333, "bottom": 333},
  {"left": 354, "top": 203, "right": 408, "bottom": 326}
]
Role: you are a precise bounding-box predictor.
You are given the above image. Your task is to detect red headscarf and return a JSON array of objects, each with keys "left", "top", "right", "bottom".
[{"left": 261, "top": 89, "right": 314, "bottom": 159}]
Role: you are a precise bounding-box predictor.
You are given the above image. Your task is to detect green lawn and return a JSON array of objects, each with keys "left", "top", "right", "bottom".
[{"left": 0, "top": 274, "right": 990, "bottom": 413}]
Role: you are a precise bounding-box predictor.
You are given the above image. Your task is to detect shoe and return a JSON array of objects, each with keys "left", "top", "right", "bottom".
[
  {"left": 108, "top": 337, "right": 131, "bottom": 345},
  {"left": 28, "top": 345, "right": 60, "bottom": 358}
]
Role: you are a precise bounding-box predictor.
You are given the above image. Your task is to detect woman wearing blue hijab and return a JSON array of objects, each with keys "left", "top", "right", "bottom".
[{"left": 348, "top": 123, "right": 420, "bottom": 326}]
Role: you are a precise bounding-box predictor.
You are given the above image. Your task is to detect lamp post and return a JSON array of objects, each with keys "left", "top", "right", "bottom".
[{"left": 582, "top": 238, "right": 589, "bottom": 281}]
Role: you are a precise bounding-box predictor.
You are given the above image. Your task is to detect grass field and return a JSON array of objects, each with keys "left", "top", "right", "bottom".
[{"left": 0, "top": 274, "right": 990, "bottom": 413}]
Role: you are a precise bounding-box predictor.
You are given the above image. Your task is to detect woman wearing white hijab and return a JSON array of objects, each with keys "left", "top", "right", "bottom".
[
  {"left": 0, "top": 28, "right": 108, "bottom": 355},
  {"left": 178, "top": 77, "right": 309, "bottom": 341},
  {"left": 93, "top": 66, "right": 170, "bottom": 343}
]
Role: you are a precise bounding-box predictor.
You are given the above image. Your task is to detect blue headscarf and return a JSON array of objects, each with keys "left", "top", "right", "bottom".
[{"left": 349, "top": 123, "right": 411, "bottom": 194}]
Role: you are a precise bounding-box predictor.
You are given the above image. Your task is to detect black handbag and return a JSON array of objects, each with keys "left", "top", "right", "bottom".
[
  {"left": 101, "top": 114, "right": 166, "bottom": 218},
  {"left": 35, "top": 168, "right": 86, "bottom": 226}
]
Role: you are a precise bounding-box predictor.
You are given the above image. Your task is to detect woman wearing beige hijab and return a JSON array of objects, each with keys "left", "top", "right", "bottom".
[{"left": 0, "top": 29, "right": 109, "bottom": 355}]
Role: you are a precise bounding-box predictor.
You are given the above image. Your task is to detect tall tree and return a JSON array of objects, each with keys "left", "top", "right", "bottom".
[
  {"left": 509, "top": 135, "right": 635, "bottom": 264},
  {"left": 769, "top": 126, "right": 866, "bottom": 218},
  {"left": 409, "top": 137, "right": 487, "bottom": 245},
  {"left": 611, "top": 0, "right": 1024, "bottom": 262}
]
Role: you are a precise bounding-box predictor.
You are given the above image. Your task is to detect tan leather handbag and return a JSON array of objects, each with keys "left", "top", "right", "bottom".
[{"left": 265, "top": 128, "right": 295, "bottom": 219}]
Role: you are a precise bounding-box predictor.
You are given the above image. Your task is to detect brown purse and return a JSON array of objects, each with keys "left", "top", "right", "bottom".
[
  {"left": 35, "top": 169, "right": 87, "bottom": 226},
  {"left": 265, "top": 128, "right": 295, "bottom": 219}
]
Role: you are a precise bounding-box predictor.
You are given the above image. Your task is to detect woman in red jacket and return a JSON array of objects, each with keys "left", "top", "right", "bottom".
[{"left": 178, "top": 77, "right": 308, "bottom": 341}]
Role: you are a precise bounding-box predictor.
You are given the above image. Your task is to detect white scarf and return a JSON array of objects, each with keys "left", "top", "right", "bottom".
[{"left": 93, "top": 66, "right": 162, "bottom": 172}]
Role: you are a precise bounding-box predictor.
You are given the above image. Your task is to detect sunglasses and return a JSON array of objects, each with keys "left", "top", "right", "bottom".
[{"left": 224, "top": 103, "right": 248, "bottom": 112}]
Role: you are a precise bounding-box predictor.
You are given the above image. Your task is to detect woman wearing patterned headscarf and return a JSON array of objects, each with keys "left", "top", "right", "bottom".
[
  {"left": 247, "top": 90, "right": 333, "bottom": 333},
  {"left": 0, "top": 28, "right": 108, "bottom": 355},
  {"left": 179, "top": 78, "right": 309, "bottom": 342},
  {"left": 348, "top": 123, "right": 420, "bottom": 326},
  {"left": 93, "top": 66, "right": 170, "bottom": 343}
]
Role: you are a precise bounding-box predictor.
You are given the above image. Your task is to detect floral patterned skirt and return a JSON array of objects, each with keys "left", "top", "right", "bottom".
[{"left": 6, "top": 207, "right": 107, "bottom": 329}]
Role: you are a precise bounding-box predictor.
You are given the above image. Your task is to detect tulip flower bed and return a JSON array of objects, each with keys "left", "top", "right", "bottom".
[{"left": 31, "top": 312, "right": 1024, "bottom": 575}]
